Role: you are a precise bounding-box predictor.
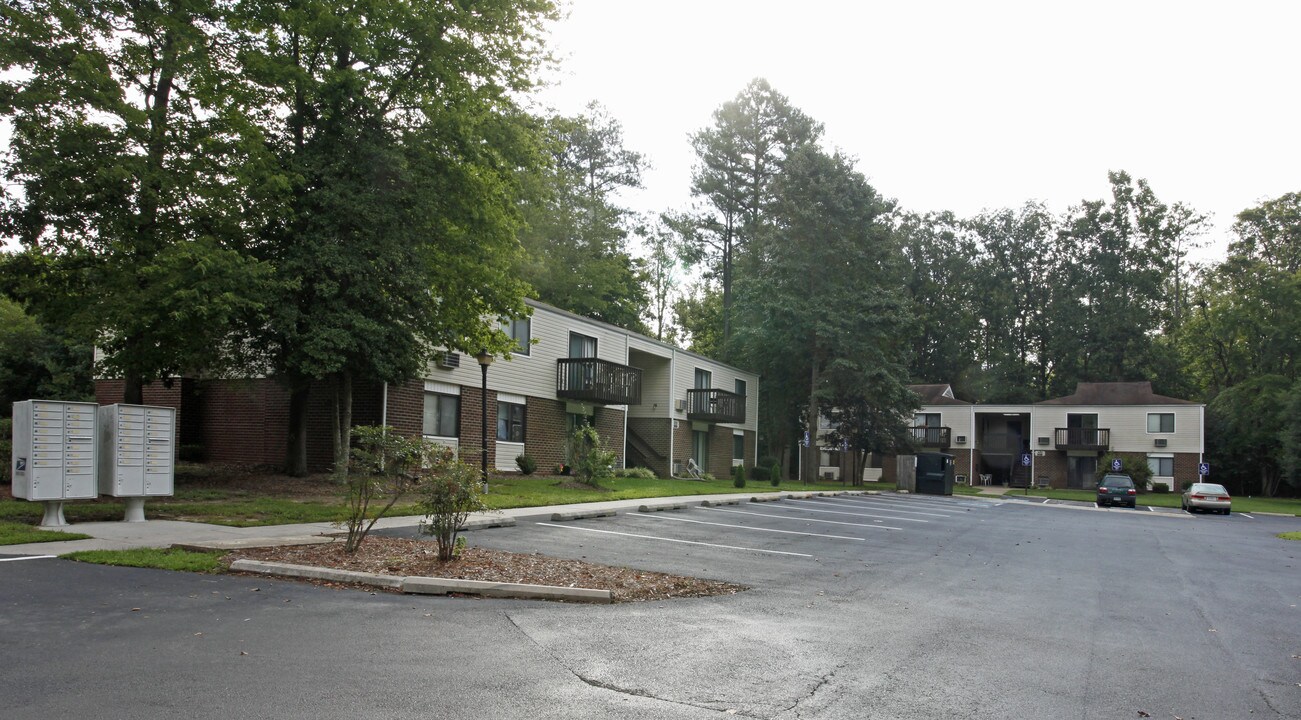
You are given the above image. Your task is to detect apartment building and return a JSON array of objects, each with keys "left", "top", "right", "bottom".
[{"left": 96, "top": 299, "right": 759, "bottom": 479}]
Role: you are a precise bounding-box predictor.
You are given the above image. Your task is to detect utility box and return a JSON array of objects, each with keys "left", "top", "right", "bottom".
[
  {"left": 11, "top": 400, "right": 99, "bottom": 502},
  {"left": 98, "top": 404, "right": 175, "bottom": 497}
]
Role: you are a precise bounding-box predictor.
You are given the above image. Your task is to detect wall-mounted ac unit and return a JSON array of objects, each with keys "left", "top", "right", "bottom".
[
  {"left": 438, "top": 352, "right": 460, "bottom": 369},
  {"left": 955, "top": 435, "right": 967, "bottom": 444},
  {"left": 1154, "top": 438, "right": 1168, "bottom": 448},
  {"left": 955, "top": 474, "right": 968, "bottom": 485},
  {"left": 672, "top": 460, "right": 683, "bottom": 475},
  {"left": 674, "top": 399, "right": 687, "bottom": 412},
  {"left": 1037, "top": 436, "right": 1050, "bottom": 446}
]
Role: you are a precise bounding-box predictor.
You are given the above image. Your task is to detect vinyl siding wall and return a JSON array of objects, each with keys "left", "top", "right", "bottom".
[{"left": 1029, "top": 405, "right": 1202, "bottom": 454}]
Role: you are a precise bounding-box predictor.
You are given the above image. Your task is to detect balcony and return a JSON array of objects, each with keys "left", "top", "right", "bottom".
[
  {"left": 1055, "top": 427, "right": 1110, "bottom": 452},
  {"left": 686, "top": 388, "right": 746, "bottom": 424},
  {"left": 909, "top": 426, "right": 951, "bottom": 449},
  {"left": 556, "top": 358, "right": 642, "bottom": 405}
]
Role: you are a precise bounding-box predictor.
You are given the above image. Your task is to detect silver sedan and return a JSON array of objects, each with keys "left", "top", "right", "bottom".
[{"left": 1182, "top": 482, "right": 1231, "bottom": 514}]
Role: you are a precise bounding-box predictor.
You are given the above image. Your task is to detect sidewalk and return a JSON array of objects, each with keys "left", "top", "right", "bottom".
[{"left": 0, "top": 490, "right": 851, "bottom": 557}]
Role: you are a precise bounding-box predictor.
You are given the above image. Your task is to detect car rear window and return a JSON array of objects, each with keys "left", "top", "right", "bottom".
[
  {"left": 1194, "top": 484, "right": 1227, "bottom": 494},
  {"left": 1102, "top": 476, "right": 1132, "bottom": 487}
]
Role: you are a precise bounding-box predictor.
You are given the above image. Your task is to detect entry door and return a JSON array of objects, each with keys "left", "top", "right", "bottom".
[
  {"left": 1067, "top": 413, "right": 1098, "bottom": 446},
  {"left": 692, "top": 430, "right": 709, "bottom": 473},
  {"left": 568, "top": 332, "right": 598, "bottom": 389},
  {"left": 1067, "top": 456, "right": 1098, "bottom": 489}
]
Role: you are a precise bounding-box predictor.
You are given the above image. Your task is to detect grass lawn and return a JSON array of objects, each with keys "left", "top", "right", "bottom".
[
  {"left": 0, "top": 520, "right": 91, "bottom": 545},
  {"left": 1279, "top": 532, "right": 1301, "bottom": 541},
  {"left": 481, "top": 474, "right": 881, "bottom": 509},
  {"left": 63, "top": 547, "right": 226, "bottom": 572}
]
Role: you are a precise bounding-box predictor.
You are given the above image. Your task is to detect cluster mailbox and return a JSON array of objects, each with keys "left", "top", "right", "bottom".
[
  {"left": 98, "top": 404, "right": 175, "bottom": 498},
  {"left": 10, "top": 400, "right": 175, "bottom": 526},
  {"left": 11, "top": 400, "right": 99, "bottom": 502}
]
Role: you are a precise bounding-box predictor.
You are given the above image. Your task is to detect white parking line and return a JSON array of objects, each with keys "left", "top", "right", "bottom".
[
  {"left": 0, "top": 555, "right": 57, "bottom": 562},
  {"left": 766, "top": 499, "right": 929, "bottom": 523},
  {"left": 812, "top": 498, "right": 955, "bottom": 518},
  {"left": 1240, "top": 513, "right": 1254, "bottom": 519},
  {"left": 706, "top": 506, "right": 902, "bottom": 531},
  {"left": 535, "top": 523, "right": 812, "bottom": 557},
  {"left": 629, "top": 513, "right": 870, "bottom": 541}
]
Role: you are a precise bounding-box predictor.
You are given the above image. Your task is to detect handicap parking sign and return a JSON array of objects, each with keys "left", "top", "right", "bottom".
[
  {"left": 1020, "top": 453, "right": 1031, "bottom": 467},
  {"left": 1111, "top": 459, "right": 1122, "bottom": 471},
  {"left": 1198, "top": 462, "right": 1210, "bottom": 476}
]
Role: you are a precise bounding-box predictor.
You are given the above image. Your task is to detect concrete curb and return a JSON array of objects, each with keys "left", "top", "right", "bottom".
[
  {"left": 229, "top": 559, "right": 612, "bottom": 603},
  {"left": 749, "top": 495, "right": 783, "bottom": 503},
  {"left": 550, "top": 509, "right": 617, "bottom": 521},
  {"left": 402, "top": 576, "right": 611, "bottom": 603},
  {"left": 230, "top": 559, "right": 404, "bottom": 589},
  {"left": 638, "top": 503, "right": 689, "bottom": 513},
  {"left": 700, "top": 498, "right": 742, "bottom": 507}
]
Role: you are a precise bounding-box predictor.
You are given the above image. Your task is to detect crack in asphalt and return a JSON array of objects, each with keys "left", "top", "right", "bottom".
[
  {"left": 503, "top": 612, "right": 767, "bottom": 717},
  {"left": 785, "top": 663, "right": 845, "bottom": 717}
]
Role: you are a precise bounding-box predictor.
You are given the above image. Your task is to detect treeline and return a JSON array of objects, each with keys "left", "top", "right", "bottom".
[{"left": 1, "top": 3, "right": 1296, "bottom": 497}]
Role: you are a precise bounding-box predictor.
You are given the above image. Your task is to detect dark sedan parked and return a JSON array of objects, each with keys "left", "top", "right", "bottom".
[{"left": 1096, "top": 473, "right": 1137, "bottom": 508}]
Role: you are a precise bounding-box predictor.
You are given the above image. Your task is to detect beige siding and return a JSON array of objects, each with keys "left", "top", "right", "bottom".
[
  {"left": 672, "top": 355, "right": 759, "bottom": 432},
  {"left": 919, "top": 404, "right": 975, "bottom": 447},
  {"left": 1030, "top": 405, "right": 1202, "bottom": 454},
  {"left": 627, "top": 351, "right": 672, "bottom": 419},
  {"left": 495, "top": 441, "right": 525, "bottom": 471}
]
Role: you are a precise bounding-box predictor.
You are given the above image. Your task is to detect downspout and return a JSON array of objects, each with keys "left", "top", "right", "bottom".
[
  {"left": 381, "top": 382, "right": 388, "bottom": 430},
  {"left": 668, "top": 347, "right": 675, "bottom": 478},
  {"left": 622, "top": 332, "right": 629, "bottom": 469},
  {"left": 969, "top": 403, "right": 975, "bottom": 486}
]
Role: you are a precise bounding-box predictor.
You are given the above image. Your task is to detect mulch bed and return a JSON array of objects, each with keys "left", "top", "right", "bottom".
[{"left": 224, "top": 535, "right": 745, "bottom": 603}]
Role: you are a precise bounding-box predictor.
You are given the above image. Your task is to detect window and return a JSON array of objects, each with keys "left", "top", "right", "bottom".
[
  {"left": 501, "top": 317, "right": 530, "bottom": 356},
  {"left": 695, "top": 368, "right": 711, "bottom": 389},
  {"left": 568, "top": 332, "right": 597, "bottom": 358},
  {"left": 422, "top": 393, "right": 459, "bottom": 438},
  {"left": 734, "top": 378, "right": 746, "bottom": 397},
  {"left": 692, "top": 429, "right": 709, "bottom": 469},
  {"left": 732, "top": 433, "right": 745, "bottom": 460},
  {"left": 1148, "top": 456, "right": 1174, "bottom": 477},
  {"left": 497, "top": 402, "right": 525, "bottom": 443},
  {"left": 914, "top": 413, "right": 941, "bottom": 428},
  {"left": 1147, "top": 413, "right": 1175, "bottom": 433}
]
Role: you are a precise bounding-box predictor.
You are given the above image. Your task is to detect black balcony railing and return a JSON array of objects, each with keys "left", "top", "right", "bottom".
[
  {"left": 555, "top": 358, "right": 642, "bottom": 405},
  {"left": 1055, "top": 427, "right": 1110, "bottom": 451},
  {"left": 686, "top": 388, "right": 746, "bottom": 424},
  {"left": 909, "top": 426, "right": 951, "bottom": 448}
]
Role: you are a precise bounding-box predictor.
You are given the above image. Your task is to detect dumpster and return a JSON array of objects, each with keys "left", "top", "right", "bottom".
[{"left": 915, "top": 452, "right": 955, "bottom": 496}]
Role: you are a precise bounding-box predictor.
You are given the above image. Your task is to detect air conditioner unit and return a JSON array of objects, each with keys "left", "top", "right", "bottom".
[
  {"left": 438, "top": 352, "right": 460, "bottom": 369},
  {"left": 955, "top": 435, "right": 967, "bottom": 444},
  {"left": 955, "top": 474, "right": 968, "bottom": 485},
  {"left": 1154, "top": 438, "right": 1168, "bottom": 448},
  {"left": 674, "top": 399, "right": 687, "bottom": 412},
  {"left": 1037, "top": 436, "right": 1050, "bottom": 446}
]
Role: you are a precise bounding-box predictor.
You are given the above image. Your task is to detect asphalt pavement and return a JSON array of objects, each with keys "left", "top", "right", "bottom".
[{"left": 3, "top": 491, "right": 1299, "bottom": 719}]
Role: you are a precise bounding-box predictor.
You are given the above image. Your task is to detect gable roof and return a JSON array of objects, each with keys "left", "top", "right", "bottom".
[
  {"left": 908, "top": 384, "right": 971, "bottom": 406},
  {"left": 1037, "top": 382, "right": 1197, "bottom": 406}
]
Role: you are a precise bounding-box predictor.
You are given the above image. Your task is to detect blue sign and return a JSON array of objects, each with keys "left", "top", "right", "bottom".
[
  {"left": 1020, "top": 453, "right": 1031, "bottom": 467},
  {"left": 1111, "top": 459, "right": 1122, "bottom": 471},
  {"left": 841, "top": 439, "right": 849, "bottom": 452},
  {"left": 1198, "top": 462, "right": 1210, "bottom": 476},
  {"left": 802, "top": 431, "right": 810, "bottom": 448}
]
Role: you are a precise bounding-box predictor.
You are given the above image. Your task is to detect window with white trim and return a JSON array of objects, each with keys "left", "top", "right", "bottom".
[
  {"left": 423, "top": 393, "right": 459, "bottom": 438},
  {"left": 732, "top": 432, "right": 745, "bottom": 460},
  {"left": 1148, "top": 455, "right": 1174, "bottom": 477},
  {"left": 1147, "top": 413, "right": 1174, "bottom": 433},
  {"left": 501, "top": 317, "right": 531, "bottom": 356},
  {"left": 497, "top": 402, "right": 525, "bottom": 443}
]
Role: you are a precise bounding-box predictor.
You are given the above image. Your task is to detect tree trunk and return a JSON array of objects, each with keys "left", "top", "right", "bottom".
[
  {"left": 803, "top": 362, "right": 820, "bottom": 484},
  {"left": 123, "top": 373, "right": 144, "bottom": 405},
  {"left": 286, "top": 385, "right": 310, "bottom": 477},
  {"left": 331, "top": 372, "right": 353, "bottom": 479}
]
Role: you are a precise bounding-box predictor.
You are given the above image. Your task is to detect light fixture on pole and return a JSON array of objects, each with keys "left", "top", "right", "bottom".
[{"left": 475, "top": 350, "right": 494, "bottom": 492}]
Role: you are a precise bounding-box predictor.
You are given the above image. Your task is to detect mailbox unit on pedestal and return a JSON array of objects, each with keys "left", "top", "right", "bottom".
[
  {"left": 98, "top": 404, "right": 175, "bottom": 497},
  {"left": 10, "top": 400, "right": 99, "bottom": 501}
]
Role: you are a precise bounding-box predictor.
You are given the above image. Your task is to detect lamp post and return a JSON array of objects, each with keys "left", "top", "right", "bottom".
[{"left": 476, "top": 350, "right": 494, "bottom": 492}]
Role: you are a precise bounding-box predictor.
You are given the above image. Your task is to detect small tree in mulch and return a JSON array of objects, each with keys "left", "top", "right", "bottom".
[
  {"left": 418, "top": 449, "right": 488, "bottom": 561},
  {"left": 570, "top": 425, "right": 616, "bottom": 487},
  {"left": 340, "top": 426, "right": 425, "bottom": 553}
]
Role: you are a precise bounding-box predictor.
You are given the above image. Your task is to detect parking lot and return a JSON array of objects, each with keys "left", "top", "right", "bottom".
[{"left": 4, "top": 492, "right": 1300, "bottom": 719}]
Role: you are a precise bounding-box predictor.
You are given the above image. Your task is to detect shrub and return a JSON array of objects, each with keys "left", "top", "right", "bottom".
[
  {"left": 613, "top": 466, "right": 657, "bottom": 479},
  {"left": 750, "top": 464, "right": 768, "bottom": 482},
  {"left": 339, "top": 426, "right": 424, "bottom": 553},
  {"left": 1181, "top": 480, "right": 1194, "bottom": 492},
  {"left": 419, "top": 454, "right": 489, "bottom": 561},
  {"left": 570, "top": 425, "right": 616, "bottom": 487},
  {"left": 1151, "top": 482, "right": 1171, "bottom": 493},
  {"left": 732, "top": 464, "right": 746, "bottom": 488},
  {"left": 770, "top": 462, "right": 781, "bottom": 487},
  {"left": 0, "top": 417, "right": 10, "bottom": 484},
  {"left": 515, "top": 454, "right": 537, "bottom": 475},
  {"left": 1096, "top": 453, "right": 1153, "bottom": 491},
  {"left": 554, "top": 463, "right": 571, "bottom": 476},
  {"left": 698, "top": 472, "right": 716, "bottom": 482}
]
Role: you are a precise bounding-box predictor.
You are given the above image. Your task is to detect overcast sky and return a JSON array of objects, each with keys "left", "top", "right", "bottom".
[{"left": 533, "top": 0, "right": 1301, "bottom": 263}]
